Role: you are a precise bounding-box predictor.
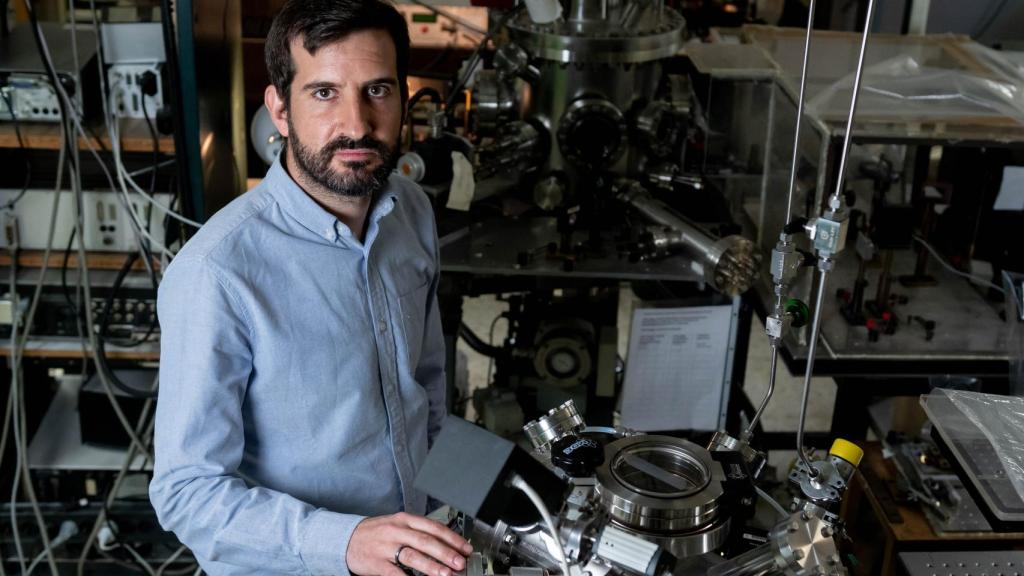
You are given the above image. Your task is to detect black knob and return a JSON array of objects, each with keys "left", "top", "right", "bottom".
[{"left": 550, "top": 435, "right": 604, "bottom": 477}]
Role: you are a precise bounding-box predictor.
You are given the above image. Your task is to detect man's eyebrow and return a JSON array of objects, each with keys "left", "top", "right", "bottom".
[
  {"left": 363, "top": 77, "right": 398, "bottom": 88},
  {"left": 301, "top": 80, "right": 338, "bottom": 92}
]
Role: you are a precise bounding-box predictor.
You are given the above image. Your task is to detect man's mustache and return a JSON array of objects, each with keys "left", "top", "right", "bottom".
[{"left": 321, "top": 136, "right": 391, "bottom": 158}]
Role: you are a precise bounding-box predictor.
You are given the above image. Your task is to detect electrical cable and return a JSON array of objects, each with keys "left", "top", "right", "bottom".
[
  {"left": 484, "top": 312, "right": 505, "bottom": 386},
  {"left": 407, "top": 86, "right": 443, "bottom": 113},
  {"left": 0, "top": 91, "right": 32, "bottom": 209},
  {"left": 510, "top": 475, "right": 572, "bottom": 576},
  {"left": 24, "top": 521, "right": 79, "bottom": 575},
  {"left": 94, "top": 252, "right": 158, "bottom": 398},
  {"left": 457, "top": 322, "right": 503, "bottom": 357},
  {"left": 76, "top": 391, "right": 156, "bottom": 576},
  {"left": 23, "top": 0, "right": 156, "bottom": 458},
  {"left": 912, "top": 236, "right": 1005, "bottom": 294}
]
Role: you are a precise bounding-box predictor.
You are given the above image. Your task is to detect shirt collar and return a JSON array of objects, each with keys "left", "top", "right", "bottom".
[{"left": 265, "top": 156, "right": 399, "bottom": 244}]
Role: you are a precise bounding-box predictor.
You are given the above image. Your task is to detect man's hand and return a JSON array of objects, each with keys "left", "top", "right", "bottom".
[{"left": 347, "top": 512, "right": 473, "bottom": 576}]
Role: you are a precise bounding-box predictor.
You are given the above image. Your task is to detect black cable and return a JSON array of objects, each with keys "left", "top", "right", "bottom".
[
  {"left": 95, "top": 252, "right": 158, "bottom": 398},
  {"left": 408, "top": 87, "right": 443, "bottom": 113},
  {"left": 457, "top": 321, "right": 503, "bottom": 358},
  {"left": 1, "top": 91, "right": 33, "bottom": 209},
  {"left": 21, "top": 0, "right": 78, "bottom": 176}
]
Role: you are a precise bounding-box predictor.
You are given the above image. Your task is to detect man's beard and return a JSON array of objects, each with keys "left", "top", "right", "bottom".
[{"left": 287, "top": 119, "right": 397, "bottom": 198}]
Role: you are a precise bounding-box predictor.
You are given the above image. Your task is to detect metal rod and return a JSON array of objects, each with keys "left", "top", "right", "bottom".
[
  {"left": 795, "top": 0, "right": 877, "bottom": 480},
  {"left": 829, "top": 0, "right": 878, "bottom": 208},
  {"left": 796, "top": 268, "right": 829, "bottom": 476},
  {"left": 783, "top": 0, "right": 817, "bottom": 224},
  {"left": 750, "top": 0, "right": 819, "bottom": 444},
  {"left": 745, "top": 344, "right": 778, "bottom": 438}
]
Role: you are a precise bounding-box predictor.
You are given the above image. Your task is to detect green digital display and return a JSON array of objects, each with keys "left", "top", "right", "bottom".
[{"left": 412, "top": 13, "right": 437, "bottom": 23}]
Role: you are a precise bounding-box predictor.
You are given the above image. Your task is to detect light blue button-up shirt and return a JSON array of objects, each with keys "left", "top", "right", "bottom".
[{"left": 150, "top": 157, "right": 446, "bottom": 575}]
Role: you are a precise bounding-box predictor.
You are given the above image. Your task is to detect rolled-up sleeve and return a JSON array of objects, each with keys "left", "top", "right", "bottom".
[{"left": 150, "top": 256, "right": 364, "bottom": 575}]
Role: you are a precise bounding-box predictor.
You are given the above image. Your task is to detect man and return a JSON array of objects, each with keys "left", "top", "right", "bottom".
[{"left": 149, "top": 1, "right": 471, "bottom": 574}]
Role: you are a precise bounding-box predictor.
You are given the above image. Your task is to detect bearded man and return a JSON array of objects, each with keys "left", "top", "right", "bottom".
[{"left": 150, "top": 1, "right": 470, "bottom": 574}]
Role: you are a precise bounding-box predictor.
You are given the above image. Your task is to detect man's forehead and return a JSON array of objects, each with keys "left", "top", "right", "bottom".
[{"left": 289, "top": 29, "right": 397, "bottom": 74}]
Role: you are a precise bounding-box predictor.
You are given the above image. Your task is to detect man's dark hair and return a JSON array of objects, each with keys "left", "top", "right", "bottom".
[{"left": 265, "top": 0, "right": 410, "bottom": 106}]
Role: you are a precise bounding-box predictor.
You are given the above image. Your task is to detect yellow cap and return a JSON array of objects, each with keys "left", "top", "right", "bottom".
[{"left": 829, "top": 438, "right": 864, "bottom": 467}]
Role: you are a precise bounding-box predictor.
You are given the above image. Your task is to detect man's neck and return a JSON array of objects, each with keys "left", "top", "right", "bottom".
[{"left": 283, "top": 150, "right": 372, "bottom": 241}]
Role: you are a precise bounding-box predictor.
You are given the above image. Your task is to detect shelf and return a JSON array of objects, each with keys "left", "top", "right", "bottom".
[
  {"left": 28, "top": 377, "right": 149, "bottom": 471},
  {"left": 1, "top": 265, "right": 156, "bottom": 289},
  {"left": 0, "top": 250, "right": 163, "bottom": 272},
  {"left": 0, "top": 117, "right": 174, "bottom": 154},
  {"left": 0, "top": 337, "right": 159, "bottom": 361}
]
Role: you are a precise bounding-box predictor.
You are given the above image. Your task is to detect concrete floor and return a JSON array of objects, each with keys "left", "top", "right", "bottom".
[{"left": 454, "top": 289, "right": 837, "bottom": 468}]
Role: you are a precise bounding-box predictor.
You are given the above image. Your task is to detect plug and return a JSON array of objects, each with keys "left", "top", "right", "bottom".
[
  {"left": 138, "top": 71, "right": 158, "bottom": 97},
  {"left": 97, "top": 521, "right": 119, "bottom": 551}
]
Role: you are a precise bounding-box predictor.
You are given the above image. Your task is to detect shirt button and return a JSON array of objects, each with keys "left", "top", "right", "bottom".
[{"left": 379, "top": 320, "right": 388, "bottom": 334}]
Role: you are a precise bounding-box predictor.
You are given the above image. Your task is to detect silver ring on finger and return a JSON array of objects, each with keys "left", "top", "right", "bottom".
[{"left": 393, "top": 545, "right": 410, "bottom": 568}]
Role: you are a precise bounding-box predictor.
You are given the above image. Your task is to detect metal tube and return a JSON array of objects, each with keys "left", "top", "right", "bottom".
[
  {"left": 745, "top": 345, "right": 778, "bottom": 438},
  {"left": 796, "top": 268, "right": 829, "bottom": 476},
  {"left": 783, "top": 0, "right": 817, "bottom": 224},
  {"left": 753, "top": 0, "right": 818, "bottom": 445},
  {"left": 828, "top": 0, "right": 878, "bottom": 209}
]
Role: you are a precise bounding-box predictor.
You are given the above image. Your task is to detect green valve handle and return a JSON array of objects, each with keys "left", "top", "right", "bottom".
[{"left": 785, "top": 299, "right": 810, "bottom": 328}]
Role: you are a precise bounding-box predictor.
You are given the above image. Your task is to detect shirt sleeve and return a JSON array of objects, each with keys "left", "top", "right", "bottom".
[
  {"left": 417, "top": 213, "right": 448, "bottom": 447},
  {"left": 150, "top": 255, "right": 364, "bottom": 575}
]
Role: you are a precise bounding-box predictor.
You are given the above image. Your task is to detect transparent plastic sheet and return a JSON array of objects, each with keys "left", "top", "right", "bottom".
[
  {"left": 925, "top": 388, "right": 1024, "bottom": 519},
  {"left": 1006, "top": 271, "right": 1024, "bottom": 396},
  {"left": 806, "top": 52, "right": 1024, "bottom": 125}
]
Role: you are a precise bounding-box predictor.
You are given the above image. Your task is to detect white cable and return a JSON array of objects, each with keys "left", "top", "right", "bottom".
[
  {"left": 25, "top": 521, "right": 79, "bottom": 575},
  {"left": 912, "top": 236, "right": 1005, "bottom": 294},
  {"left": 8, "top": 244, "right": 28, "bottom": 576},
  {"left": 754, "top": 486, "right": 789, "bottom": 519},
  {"left": 509, "top": 475, "right": 572, "bottom": 576},
  {"left": 27, "top": 13, "right": 156, "bottom": 457}
]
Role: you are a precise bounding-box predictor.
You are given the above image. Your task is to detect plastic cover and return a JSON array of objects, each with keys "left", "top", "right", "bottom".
[
  {"left": 921, "top": 388, "right": 1024, "bottom": 522},
  {"left": 807, "top": 45, "right": 1024, "bottom": 125}
]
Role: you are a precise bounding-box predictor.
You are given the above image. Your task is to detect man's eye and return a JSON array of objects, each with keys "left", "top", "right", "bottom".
[
  {"left": 314, "top": 88, "right": 334, "bottom": 100},
  {"left": 367, "top": 85, "right": 391, "bottom": 98}
]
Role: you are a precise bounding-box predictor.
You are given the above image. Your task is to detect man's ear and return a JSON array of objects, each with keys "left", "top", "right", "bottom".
[{"left": 265, "top": 84, "right": 290, "bottom": 138}]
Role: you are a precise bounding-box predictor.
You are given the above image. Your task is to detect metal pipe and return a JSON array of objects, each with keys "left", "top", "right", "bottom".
[
  {"left": 745, "top": 345, "right": 778, "bottom": 438},
  {"left": 828, "top": 0, "right": 879, "bottom": 209},
  {"left": 783, "top": 0, "right": 817, "bottom": 224},
  {"left": 795, "top": 0, "right": 877, "bottom": 479},
  {"left": 621, "top": 189, "right": 759, "bottom": 295},
  {"left": 752, "top": 0, "right": 818, "bottom": 444},
  {"left": 796, "top": 268, "right": 830, "bottom": 477}
]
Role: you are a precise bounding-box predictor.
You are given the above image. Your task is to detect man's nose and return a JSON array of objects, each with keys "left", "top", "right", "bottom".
[{"left": 338, "top": 96, "right": 373, "bottom": 141}]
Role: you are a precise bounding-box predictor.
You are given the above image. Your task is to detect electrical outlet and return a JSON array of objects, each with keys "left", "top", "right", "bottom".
[{"left": 107, "top": 63, "right": 162, "bottom": 120}]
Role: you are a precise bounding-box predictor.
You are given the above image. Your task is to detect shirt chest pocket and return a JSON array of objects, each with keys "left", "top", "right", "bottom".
[{"left": 396, "top": 278, "right": 430, "bottom": 369}]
